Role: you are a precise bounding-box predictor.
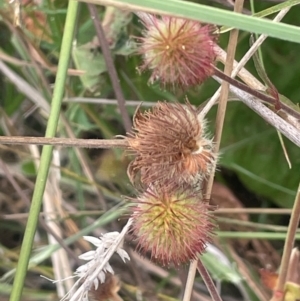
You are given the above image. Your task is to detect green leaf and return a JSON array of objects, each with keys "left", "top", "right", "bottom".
[
  {"left": 219, "top": 102, "right": 299, "bottom": 208},
  {"left": 201, "top": 245, "right": 242, "bottom": 284},
  {"left": 21, "top": 161, "right": 37, "bottom": 176},
  {"left": 72, "top": 43, "right": 107, "bottom": 92},
  {"left": 201, "top": 245, "right": 252, "bottom": 300},
  {"left": 220, "top": 0, "right": 300, "bottom": 33},
  {"left": 80, "top": 0, "right": 300, "bottom": 43}
]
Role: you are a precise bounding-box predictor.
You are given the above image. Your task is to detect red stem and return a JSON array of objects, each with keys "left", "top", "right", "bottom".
[{"left": 197, "top": 257, "right": 223, "bottom": 301}]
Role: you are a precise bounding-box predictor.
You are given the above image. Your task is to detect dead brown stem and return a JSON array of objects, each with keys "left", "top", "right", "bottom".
[
  {"left": 184, "top": 1, "right": 244, "bottom": 301},
  {"left": 88, "top": 4, "right": 132, "bottom": 132},
  {"left": 270, "top": 183, "right": 300, "bottom": 301},
  {"left": 197, "top": 258, "right": 223, "bottom": 301},
  {"left": 0, "top": 136, "right": 127, "bottom": 148}
]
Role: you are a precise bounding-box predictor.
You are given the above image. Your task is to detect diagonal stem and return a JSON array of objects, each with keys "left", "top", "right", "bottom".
[
  {"left": 213, "top": 76, "right": 300, "bottom": 148},
  {"left": 199, "top": 7, "right": 290, "bottom": 118},
  {"left": 88, "top": 4, "right": 132, "bottom": 132},
  {"left": 197, "top": 258, "right": 223, "bottom": 301},
  {"left": 212, "top": 67, "right": 300, "bottom": 121},
  {"left": 270, "top": 183, "right": 300, "bottom": 301}
]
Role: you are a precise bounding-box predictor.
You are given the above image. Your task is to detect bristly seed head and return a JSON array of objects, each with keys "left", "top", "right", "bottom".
[
  {"left": 136, "top": 14, "right": 218, "bottom": 89},
  {"left": 126, "top": 101, "right": 217, "bottom": 191},
  {"left": 130, "top": 187, "right": 215, "bottom": 266}
]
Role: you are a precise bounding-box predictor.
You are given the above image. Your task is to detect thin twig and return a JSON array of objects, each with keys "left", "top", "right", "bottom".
[
  {"left": 184, "top": 1, "right": 244, "bottom": 301},
  {"left": 217, "top": 216, "right": 296, "bottom": 232},
  {"left": 213, "top": 67, "right": 300, "bottom": 121},
  {"left": 87, "top": 4, "right": 132, "bottom": 132},
  {"left": 196, "top": 258, "right": 223, "bottom": 301},
  {"left": 202, "top": 0, "right": 244, "bottom": 298},
  {"left": 214, "top": 208, "right": 293, "bottom": 215},
  {"left": 270, "top": 183, "right": 300, "bottom": 301},
  {"left": 61, "top": 115, "right": 107, "bottom": 209},
  {"left": 1, "top": 208, "right": 294, "bottom": 220},
  {"left": 208, "top": 0, "right": 244, "bottom": 193},
  {"left": 183, "top": 260, "right": 198, "bottom": 301},
  {"left": 234, "top": 7, "right": 289, "bottom": 71},
  {"left": 213, "top": 76, "right": 300, "bottom": 147},
  {"left": 0, "top": 136, "right": 128, "bottom": 148},
  {"left": 200, "top": 7, "right": 291, "bottom": 118},
  {"left": 31, "top": 148, "right": 74, "bottom": 295},
  {"left": 65, "top": 98, "right": 156, "bottom": 106},
  {"left": 0, "top": 50, "right": 84, "bottom": 76}
]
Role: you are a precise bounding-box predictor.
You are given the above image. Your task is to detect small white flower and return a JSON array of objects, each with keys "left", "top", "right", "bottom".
[
  {"left": 74, "top": 228, "right": 131, "bottom": 299},
  {"left": 98, "top": 271, "right": 106, "bottom": 284},
  {"left": 73, "top": 233, "right": 129, "bottom": 289},
  {"left": 78, "top": 250, "right": 96, "bottom": 260},
  {"left": 43, "top": 219, "right": 133, "bottom": 301},
  {"left": 116, "top": 248, "right": 131, "bottom": 262},
  {"left": 82, "top": 236, "right": 102, "bottom": 246}
]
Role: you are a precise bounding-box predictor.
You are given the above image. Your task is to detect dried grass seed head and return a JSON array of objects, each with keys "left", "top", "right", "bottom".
[
  {"left": 137, "top": 14, "right": 218, "bottom": 89},
  {"left": 130, "top": 186, "right": 215, "bottom": 266},
  {"left": 127, "top": 102, "right": 217, "bottom": 190}
]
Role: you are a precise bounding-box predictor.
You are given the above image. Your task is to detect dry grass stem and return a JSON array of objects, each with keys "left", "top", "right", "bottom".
[
  {"left": 88, "top": 4, "right": 132, "bottom": 132},
  {"left": 183, "top": 1, "right": 244, "bottom": 300},
  {"left": 0, "top": 136, "right": 127, "bottom": 148},
  {"left": 31, "top": 147, "right": 74, "bottom": 296},
  {"left": 215, "top": 208, "right": 293, "bottom": 214},
  {"left": 213, "top": 76, "right": 300, "bottom": 147},
  {"left": 0, "top": 50, "right": 83, "bottom": 75},
  {"left": 61, "top": 116, "right": 107, "bottom": 209},
  {"left": 207, "top": 0, "right": 244, "bottom": 193},
  {"left": 197, "top": 258, "right": 223, "bottom": 301},
  {"left": 270, "top": 183, "right": 300, "bottom": 301},
  {"left": 200, "top": 7, "right": 290, "bottom": 118},
  {"left": 65, "top": 98, "right": 156, "bottom": 106},
  {"left": 2, "top": 207, "right": 294, "bottom": 221}
]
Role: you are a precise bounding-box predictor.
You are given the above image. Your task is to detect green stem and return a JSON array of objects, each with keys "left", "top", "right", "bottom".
[
  {"left": 217, "top": 231, "right": 299, "bottom": 240},
  {"left": 9, "top": 1, "right": 79, "bottom": 300},
  {"left": 80, "top": 0, "right": 300, "bottom": 43}
]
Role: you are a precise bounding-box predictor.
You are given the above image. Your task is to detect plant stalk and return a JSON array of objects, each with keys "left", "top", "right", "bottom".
[
  {"left": 213, "top": 76, "right": 300, "bottom": 148},
  {"left": 197, "top": 258, "right": 223, "bottom": 301},
  {"left": 270, "top": 183, "right": 300, "bottom": 301},
  {"left": 213, "top": 67, "right": 300, "bottom": 121},
  {"left": 87, "top": 4, "right": 132, "bottom": 132},
  {"left": 9, "top": 1, "right": 79, "bottom": 300},
  {"left": 183, "top": 1, "right": 244, "bottom": 300},
  {"left": 0, "top": 136, "right": 127, "bottom": 148}
]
